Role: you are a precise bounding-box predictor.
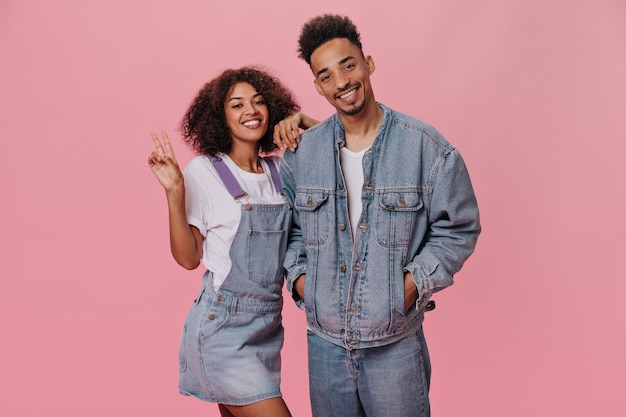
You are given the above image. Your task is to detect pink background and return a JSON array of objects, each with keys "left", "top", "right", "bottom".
[{"left": 1, "top": 0, "right": 625, "bottom": 416}]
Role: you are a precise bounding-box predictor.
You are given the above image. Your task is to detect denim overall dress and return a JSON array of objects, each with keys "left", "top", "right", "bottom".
[{"left": 178, "top": 156, "right": 291, "bottom": 405}]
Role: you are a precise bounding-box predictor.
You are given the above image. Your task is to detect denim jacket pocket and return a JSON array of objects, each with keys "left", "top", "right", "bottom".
[
  {"left": 375, "top": 192, "right": 423, "bottom": 248},
  {"left": 295, "top": 192, "right": 330, "bottom": 246}
]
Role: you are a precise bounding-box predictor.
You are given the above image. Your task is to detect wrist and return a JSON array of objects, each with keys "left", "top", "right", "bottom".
[
  {"left": 165, "top": 183, "right": 185, "bottom": 203},
  {"left": 294, "top": 274, "right": 306, "bottom": 298}
]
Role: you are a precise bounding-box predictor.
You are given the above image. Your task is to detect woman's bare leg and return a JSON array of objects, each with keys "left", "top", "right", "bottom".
[
  {"left": 218, "top": 404, "right": 236, "bottom": 417},
  {"left": 220, "top": 397, "right": 292, "bottom": 417}
]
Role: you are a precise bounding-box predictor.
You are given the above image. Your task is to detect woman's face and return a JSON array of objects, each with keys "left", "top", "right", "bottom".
[{"left": 224, "top": 82, "right": 269, "bottom": 145}]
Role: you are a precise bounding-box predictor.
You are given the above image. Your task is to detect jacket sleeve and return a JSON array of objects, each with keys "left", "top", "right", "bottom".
[
  {"left": 404, "top": 149, "right": 481, "bottom": 306},
  {"left": 280, "top": 155, "right": 307, "bottom": 308}
]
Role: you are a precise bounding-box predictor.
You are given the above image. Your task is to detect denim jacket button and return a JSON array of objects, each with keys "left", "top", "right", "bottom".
[
  {"left": 340, "top": 265, "right": 346, "bottom": 272},
  {"left": 338, "top": 224, "right": 346, "bottom": 231}
]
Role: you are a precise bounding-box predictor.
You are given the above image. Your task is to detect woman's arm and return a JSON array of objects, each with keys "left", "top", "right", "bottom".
[
  {"left": 273, "top": 112, "right": 319, "bottom": 152},
  {"left": 148, "top": 132, "right": 203, "bottom": 269}
]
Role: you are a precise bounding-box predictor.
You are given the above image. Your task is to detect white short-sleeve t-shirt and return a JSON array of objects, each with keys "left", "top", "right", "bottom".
[
  {"left": 340, "top": 146, "right": 367, "bottom": 237},
  {"left": 183, "top": 154, "right": 283, "bottom": 289}
]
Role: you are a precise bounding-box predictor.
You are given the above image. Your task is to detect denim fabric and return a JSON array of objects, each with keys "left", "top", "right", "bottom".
[
  {"left": 308, "top": 329, "right": 431, "bottom": 417},
  {"left": 280, "top": 103, "right": 481, "bottom": 349},
  {"left": 178, "top": 202, "right": 291, "bottom": 405}
]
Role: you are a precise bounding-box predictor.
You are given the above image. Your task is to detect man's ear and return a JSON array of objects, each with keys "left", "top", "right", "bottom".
[{"left": 366, "top": 55, "right": 376, "bottom": 75}]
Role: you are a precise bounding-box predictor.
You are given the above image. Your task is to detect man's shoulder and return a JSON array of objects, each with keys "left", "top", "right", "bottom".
[
  {"left": 382, "top": 104, "right": 436, "bottom": 133},
  {"left": 302, "top": 114, "right": 336, "bottom": 138},
  {"left": 288, "top": 116, "right": 336, "bottom": 153},
  {"left": 381, "top": 103, "right": 453, "bottom": 151}
]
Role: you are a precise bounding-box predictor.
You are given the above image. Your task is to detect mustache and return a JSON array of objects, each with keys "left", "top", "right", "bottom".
[{"left": 334, "top": 83, "right": 360, "bottom": 99}]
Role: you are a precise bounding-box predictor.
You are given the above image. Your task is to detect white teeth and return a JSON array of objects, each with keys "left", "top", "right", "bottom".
[
  {"left": 339, "top": 90, "right": 355, "bottom": 99},
  {"left": 243, "top": 120, "right": 260, "bottom": 126}
]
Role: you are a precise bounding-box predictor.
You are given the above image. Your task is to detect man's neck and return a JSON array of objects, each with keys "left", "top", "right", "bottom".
[{"left": 340, "top": 103, "right": 383, "bottom": 152}]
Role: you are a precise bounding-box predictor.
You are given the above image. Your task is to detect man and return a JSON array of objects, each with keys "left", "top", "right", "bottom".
[{"left": 279, "top": 14, "right": 481, "bottom": 417}]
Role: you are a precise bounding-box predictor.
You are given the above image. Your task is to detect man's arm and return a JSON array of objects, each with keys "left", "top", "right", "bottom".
[
  {"left": 280, "top": 155, "right": 308, "bottom": 308},
  {"left": 404, "top": 150, "right": 481, "bottom": 306}
]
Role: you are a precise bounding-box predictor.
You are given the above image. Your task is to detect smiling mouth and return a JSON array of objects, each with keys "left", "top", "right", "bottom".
[
  {"left": 339, "top": 90, "right": 355, "bottom": 99},
  {"left": 335, "top": 85, "right": 359, "bottom": 100},
  {"left": 242, "top": 120, "right": 261, "bottom": 127}
]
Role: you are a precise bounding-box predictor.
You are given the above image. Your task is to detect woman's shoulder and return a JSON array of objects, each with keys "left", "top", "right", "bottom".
[
  {"left": 183, "top": 155, "right": 223, "bottom": 187},
  {"left": 184, "top": 154, "right": 221, "bottom": 174},
  {"left": 261, "top": 154, "right": 282, "bottom": 167}
]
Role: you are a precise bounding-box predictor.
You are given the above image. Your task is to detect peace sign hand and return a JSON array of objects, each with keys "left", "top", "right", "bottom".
[{"left": 148, "top": 131, "right": 184, "bottom": 192}]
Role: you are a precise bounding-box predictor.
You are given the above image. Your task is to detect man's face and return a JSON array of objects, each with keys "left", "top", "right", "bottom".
[{"left": 310, "top": 38, "right": 375, "bottom": 116}]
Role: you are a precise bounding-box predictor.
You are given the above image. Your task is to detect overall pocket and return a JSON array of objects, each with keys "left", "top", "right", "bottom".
[
  {"left": 178, "top": 322, "right": 188, "bottom": 372},
  {"left": 246, "top": 229, "right": 287, "bottom": 286},
  {"left": 197, "top": 302, "right": 231, "bottom": 341}
]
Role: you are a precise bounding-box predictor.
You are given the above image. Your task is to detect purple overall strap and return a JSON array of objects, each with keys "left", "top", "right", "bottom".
[
  {"left": 206, "top": 155, "right": 247, "bottom": 199},
  {"left": 264, "top": 158, "right": 282, "bottom": 192}
]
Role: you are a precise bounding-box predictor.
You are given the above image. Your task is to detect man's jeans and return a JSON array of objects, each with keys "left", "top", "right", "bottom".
[{"left": 308, "top": 329, "right": 431, "bottom": 417}]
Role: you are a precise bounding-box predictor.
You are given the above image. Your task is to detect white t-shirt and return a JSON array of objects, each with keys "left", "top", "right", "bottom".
[
  {"left": 340, "top": 147, "right": 368, "bottom": 237},
  {"left": 183, "top": 154, "right": 284, "bottom": 289}
]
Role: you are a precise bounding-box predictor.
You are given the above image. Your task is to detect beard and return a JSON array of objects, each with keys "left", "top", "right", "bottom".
[
  {"left": 340, "top": 100, "right": 366, "bottom": 116},
  {"left": 334, "top": 83, "right": 366, "bottom": 116}
]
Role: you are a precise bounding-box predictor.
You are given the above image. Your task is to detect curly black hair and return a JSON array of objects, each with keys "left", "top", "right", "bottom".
[
  {"left": 297, "top": 14, "right": 363, "bottom": 66},
  {"left": 181, "top": 66, "right": 300, "bottom": 156}
]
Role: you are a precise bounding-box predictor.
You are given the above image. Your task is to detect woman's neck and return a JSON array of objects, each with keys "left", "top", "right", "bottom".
[{"left": 227, "top": 145, "right": 263, "bottom": 173}]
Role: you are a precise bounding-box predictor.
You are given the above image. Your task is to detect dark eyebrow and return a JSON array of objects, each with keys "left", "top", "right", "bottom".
[
  {"left": 315, "top": 67, "right": 328, "bottom": 78},
  {"left": 228, "top": 92, "right": 262, "bottom": 103},
  {"left": 339, "top": 56, "right": 356, "bottom": 65},
  {"left": 316, "top": 56, "right": 356, "bottom": 78}
]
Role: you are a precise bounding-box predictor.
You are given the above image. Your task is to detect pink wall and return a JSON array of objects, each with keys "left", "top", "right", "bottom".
[{"left": 1, "top": 0, "right": 625, "bottom": 416}]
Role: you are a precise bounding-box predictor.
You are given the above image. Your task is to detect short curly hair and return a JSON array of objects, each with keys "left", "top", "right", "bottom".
[
  {"left": 297, "top": 14, "right": 363, "bottom": 66},
  {"left": 181, "top": 66, "right": 300, "bottom": 156}
]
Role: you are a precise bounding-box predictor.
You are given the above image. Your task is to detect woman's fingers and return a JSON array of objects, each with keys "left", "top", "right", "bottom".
[
  {"left": 151, "top": 132, "right": 164, "bottom": 155},
  {"left": 151, "top": 132, "right": 178, "bottom": 165},
  {"left": 161, "top": 131, "right": 174, "bottom": 156}
]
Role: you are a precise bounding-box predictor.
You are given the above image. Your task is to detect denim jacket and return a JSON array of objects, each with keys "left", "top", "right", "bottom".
[{"left": 280, "top": 103, "right": 481, "bottom": 349}]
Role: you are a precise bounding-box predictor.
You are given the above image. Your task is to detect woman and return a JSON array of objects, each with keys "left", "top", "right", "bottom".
[{"left": 148, "top": 67, "right": 316, "bottom": 417}]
